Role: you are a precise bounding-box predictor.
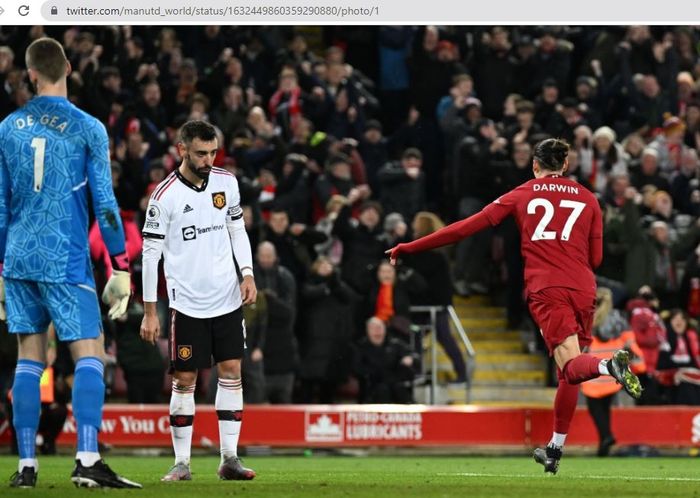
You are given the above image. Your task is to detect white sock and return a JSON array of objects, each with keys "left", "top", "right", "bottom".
[
  {"left": 216, "top": 377, "right": 243, "bottom": 461},
  {"left": 170, "top": 381, "right": 195, "bottom": 465},
  {"left": 549, "top": 432, "right": 567, "bottom": 448},
  {"left": 76, "top": 451, "right": 101, "bottom": 467},
  {"left": 19, "top": 458, "right": 38, "bottom": 472},
  {"left": 598, "top": 360, "right": 610, "bottom": 375}
]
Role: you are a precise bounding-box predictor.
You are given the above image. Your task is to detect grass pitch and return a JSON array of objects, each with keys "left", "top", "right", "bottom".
[{"left": 2, "top": 455, "right": 699, "bottom": 497}]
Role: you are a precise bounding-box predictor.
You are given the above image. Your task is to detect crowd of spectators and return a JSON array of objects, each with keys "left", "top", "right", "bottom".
[{"left": 1, "top": 25, "right": 700, "bottom": 406}]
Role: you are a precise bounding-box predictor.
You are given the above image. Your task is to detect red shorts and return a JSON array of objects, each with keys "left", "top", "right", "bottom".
[{"left": 527, "top": 287, "right": 596, "bottom": 355}]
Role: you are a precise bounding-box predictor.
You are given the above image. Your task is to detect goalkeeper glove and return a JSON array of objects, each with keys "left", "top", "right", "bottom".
[{"left": 102, "top": 269, "right": 131, "bottom": 320}]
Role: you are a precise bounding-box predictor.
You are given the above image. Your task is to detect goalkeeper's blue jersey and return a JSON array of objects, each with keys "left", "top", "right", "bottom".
[{"left": 0, "top": 95, "right": 125, "bottom": 283}]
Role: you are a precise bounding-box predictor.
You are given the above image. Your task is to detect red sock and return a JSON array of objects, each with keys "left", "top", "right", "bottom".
[
  {"left": 553, "top": 368, "right": 579, "bottom": 434},
  {"left": 562, "top": 354, "right": 601, "bottom": 385}
]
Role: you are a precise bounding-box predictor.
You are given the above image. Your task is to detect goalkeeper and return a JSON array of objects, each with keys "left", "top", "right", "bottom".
[{"left": 0, "top": 37, "right": 139, "bottom": 488}]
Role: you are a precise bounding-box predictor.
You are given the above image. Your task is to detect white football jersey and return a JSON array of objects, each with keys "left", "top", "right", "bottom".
[{"left": 142, "top": 167, "right": 248, "bottom": 318}]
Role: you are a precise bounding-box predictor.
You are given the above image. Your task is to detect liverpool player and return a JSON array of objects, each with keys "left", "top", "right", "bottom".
[{"left": 387, "top": 138, "right": 641, "bottom": 474}]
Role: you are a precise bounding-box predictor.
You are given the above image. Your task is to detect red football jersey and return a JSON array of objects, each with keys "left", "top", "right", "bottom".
[{"left": 482, "top": 175, "right": 602, "bottom": 295}]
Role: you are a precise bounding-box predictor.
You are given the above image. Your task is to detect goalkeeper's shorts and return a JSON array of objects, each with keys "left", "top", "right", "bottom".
[{"left": 5, "top": 276, "right": 102, "bottom": 341}]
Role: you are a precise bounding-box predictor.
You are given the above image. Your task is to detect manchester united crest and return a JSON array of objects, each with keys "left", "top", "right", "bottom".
[
  {"left": 178, "top": 345, "right": 192, "bottom": 360},
  {"left": 212, "top": 192, "right": 226, "bottom": 210}
]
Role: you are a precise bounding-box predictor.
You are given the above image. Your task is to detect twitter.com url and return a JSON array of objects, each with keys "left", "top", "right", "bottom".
[{"left": 62, "top": 5, "right": 380, "bottom": 18}]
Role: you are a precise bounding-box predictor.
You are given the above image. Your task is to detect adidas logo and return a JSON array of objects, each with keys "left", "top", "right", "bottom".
[{"left": 183, "top": 204, "right": 193, "bottom": 213}]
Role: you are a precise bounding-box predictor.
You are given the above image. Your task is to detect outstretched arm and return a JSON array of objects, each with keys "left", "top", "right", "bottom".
[{"left": 386, "top": 210, "right": 492, "bottom": 264}]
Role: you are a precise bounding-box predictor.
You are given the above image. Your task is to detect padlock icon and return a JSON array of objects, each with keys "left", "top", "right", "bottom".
[{"left": 50, "top": 6, "right": 58, "bottom": 15}]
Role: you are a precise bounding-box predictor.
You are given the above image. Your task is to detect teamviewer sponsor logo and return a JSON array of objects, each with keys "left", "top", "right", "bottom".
[
  {"left": 305, "top": 411, "right": 344, "bottom": 442},
  {"left": 182, "top": 225, "right": 196, "bottom": 241}
]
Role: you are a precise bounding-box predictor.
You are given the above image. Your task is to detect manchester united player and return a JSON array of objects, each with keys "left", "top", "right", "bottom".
[
  {"left": 387, "top": 138, "right": 641, "bottom": 474},
  {"left": 140, "top": 120, "right": 257, "bottom": 481}
]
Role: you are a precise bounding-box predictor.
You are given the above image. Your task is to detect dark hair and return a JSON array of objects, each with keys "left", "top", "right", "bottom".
[
  {"left": 25, "top": 37, "right": 68, "bottom": 83},
  {"left": 533, "top": 138, "right": 569, "bottom": 171},
  {"left": 402, "top": 147, "right": 423, "bottom": 161},
  {"left": 178, "top": 120, "right": 217, "bottom": 145}
]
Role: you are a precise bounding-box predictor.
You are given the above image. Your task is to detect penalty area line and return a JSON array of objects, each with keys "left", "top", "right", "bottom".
[{"left": 438, "top": 472, "right": 700, "bottom": 482}]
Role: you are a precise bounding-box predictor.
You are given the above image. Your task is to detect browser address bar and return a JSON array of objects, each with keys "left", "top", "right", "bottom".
[
  {"left": 14, "top": 0, "right": 700, "bottom": 24},
  {"left": 45, "top": 3, "right": 381, "bottom": 22}
]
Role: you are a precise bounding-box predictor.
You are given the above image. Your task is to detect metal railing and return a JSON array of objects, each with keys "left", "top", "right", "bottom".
[{"left": 409, "top": 305, "right": 476, "bottom": 404}]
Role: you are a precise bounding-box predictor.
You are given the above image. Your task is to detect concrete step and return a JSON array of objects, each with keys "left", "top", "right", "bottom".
[
  {"left": 464, "top": 386, "right": 557, "bottom": 403},
  {"left": 452, "top": 305, "right": 506, "bottom": 318},
  {"left": 460, "top": 317, "right": 508, "bottom": 330},
  {"left": 472, "top": 369, "right": 547, "bottom": 386},
  {"left": 467, "top": 330, "right": 521, "bottom": 341},
  {"left": 475, "top": 353, "right": 546, "bottom": 371},
  {"left": 470, "top": 340, "right": 524, "bottom": 353},
  {"left": 452, "top": 295, "right": 491, "bottom": 307}
]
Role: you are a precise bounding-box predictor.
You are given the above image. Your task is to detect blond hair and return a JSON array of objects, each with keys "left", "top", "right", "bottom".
[{"left": 412, "top": 211, "right": 445, "bottom": 238}]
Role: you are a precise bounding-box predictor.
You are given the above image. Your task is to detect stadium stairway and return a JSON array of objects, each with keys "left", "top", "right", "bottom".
[{"left": 420, "top": 295, "right": 556, "bottom": 406}]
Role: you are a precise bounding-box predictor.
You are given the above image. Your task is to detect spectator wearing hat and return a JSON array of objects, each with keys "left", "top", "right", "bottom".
[
  {"left": 581, "top": 126, "right": 627, "bottom": 193},
  {"left": 631, "top": 147, "right": 671, "bottom": 193},
  {"left": 377, "top": 147, "right": 426, "bottom": 223}
]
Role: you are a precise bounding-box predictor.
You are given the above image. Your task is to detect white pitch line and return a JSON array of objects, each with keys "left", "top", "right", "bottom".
[{"left": 438, "top": 472, "right": 700, "bottom": 482}]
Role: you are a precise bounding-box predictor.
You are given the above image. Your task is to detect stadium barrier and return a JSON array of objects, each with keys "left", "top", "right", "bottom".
[{"left": 2, "top": 404, "right": 699, "bottom": 448}]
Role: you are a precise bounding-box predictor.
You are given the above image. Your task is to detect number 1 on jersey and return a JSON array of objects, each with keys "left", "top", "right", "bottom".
[
  {"left": 527, "top": 198, "right": 585, "bottom": 241},
  {"left": 31, "top": 137, "right": 46, "bottom": 192}
]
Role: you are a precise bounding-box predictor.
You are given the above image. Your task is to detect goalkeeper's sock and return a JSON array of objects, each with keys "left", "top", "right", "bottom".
[
  {"left": 73, "top": 357, "right": 104, "bottom": 466},
  {"left": 562, "top": 354, "right": 602, "bottom": 384},
  {"left": 12, "top": 359, "right": 44, "bottom": 471},
  {"left": 216, "top": 377, "right": 243, "bottom": 460},
  {"left": 170, "top": 381, "right": 195, "bottom": 465}
]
